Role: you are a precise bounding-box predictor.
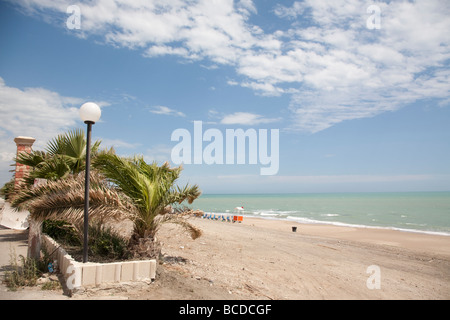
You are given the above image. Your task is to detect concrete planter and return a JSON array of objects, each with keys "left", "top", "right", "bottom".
[{"left": 42, "top": 234, "right": 156, "bottom": 291}]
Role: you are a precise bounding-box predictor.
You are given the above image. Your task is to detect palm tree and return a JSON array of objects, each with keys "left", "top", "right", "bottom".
[
  {"left": 92, "top": 153, "right": 202, "bottom": 241},
  {"left": 11, "top": 171, "right": 137, "bottom": 260},
  {"left": 15, "top": 129, "right": 101, "bottom": 185}
]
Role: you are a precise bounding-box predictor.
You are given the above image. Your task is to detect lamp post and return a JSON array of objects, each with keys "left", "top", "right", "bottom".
[{"left": 79, "top": 102, "right": 101, "bottom": 263}]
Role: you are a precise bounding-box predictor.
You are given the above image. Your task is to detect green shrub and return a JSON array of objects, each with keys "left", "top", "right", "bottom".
[
  {"left": 88, "top": 224, "right": 130, "bottom": 261},
  {"left": 42, "top": 220, "right": 81, "bottom": 246},
  {"left": 43, "top": 220, "right": 130, "bottom": 262}
]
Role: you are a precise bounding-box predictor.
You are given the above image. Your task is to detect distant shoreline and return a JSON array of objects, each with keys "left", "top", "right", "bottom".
[
  {"left": 202, "top": 212, "right": 450, "bottom": 237},
  {"left": 193, "top": 191, "right": 450, "bottom": 237}
]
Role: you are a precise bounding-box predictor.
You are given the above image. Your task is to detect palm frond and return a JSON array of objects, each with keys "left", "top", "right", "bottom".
[
  {"left": 46, "top": 132, "right": 68, "bottom": 156},
  {"left": 10, "top": 172, "right": 137, "bottom": 225},
  {"left": 157, "top": 214, "right": 202, "bottom": 240},
  {"left": 170, "top": 184, "right": 202, "bottom": 204},
  {"left": 15, "top": 150, "right": 48, "bottom": 167},
  {"left": 21, "top": 155, "right": 72, "bottom": 185},
  {"left": 44, "top": 129, "right": 101, "bottom": 174}
]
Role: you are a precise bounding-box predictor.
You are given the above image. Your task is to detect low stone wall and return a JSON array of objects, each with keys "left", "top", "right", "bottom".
[{"left": 42, "top": 234, "right": 156, "bottom": 291}]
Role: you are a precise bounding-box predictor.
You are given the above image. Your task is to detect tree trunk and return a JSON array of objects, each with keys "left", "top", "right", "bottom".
[{"left": 27, "top": 218, "right": 42, "bottom": 260}]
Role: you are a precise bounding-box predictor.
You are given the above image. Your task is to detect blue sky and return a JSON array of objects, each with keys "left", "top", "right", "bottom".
[{"left": 0, "top": 0, "right": 449, "bottom": 194}]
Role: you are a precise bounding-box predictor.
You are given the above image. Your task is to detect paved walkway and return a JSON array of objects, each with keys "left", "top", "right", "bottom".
[
  {"left": 0, "top": 200, "right": 29, "bottom": 275},
  {"left": 0, "top": 199, "right": 29, "bottom": 277},
  {"left": 0, "top": 225, "right": 72, "bottom": 299},
  {"left": 0, "top": 225, "right": 29, "bottom": 274},
  {"left": 0, "top": 201, "right": 70, "bottom": 299}
]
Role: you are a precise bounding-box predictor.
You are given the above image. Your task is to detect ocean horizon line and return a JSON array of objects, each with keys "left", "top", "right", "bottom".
[{"left": 200, "top": 190, "right": 450, "bottom": 196}]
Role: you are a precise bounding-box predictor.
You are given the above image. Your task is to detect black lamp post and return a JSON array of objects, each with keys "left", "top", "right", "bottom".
[{"left": 79, "top": 102, "right": 101, "bottom": 263}]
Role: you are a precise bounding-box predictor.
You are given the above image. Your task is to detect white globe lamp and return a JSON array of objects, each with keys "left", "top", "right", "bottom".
[{"left": 80, "top": 102, "right": 101, "bottom": 124}]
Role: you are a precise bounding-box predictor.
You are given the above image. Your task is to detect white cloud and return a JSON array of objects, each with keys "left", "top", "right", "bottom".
[
  {"left": 149, "top": 105, "right": 186, "bottom": 117},
  {"left": 0, "top": 77, "right": 86, "bottom": 185},
  {"left": 221, "top": 112, "right": 280, "bottom": 125},
  {"left": 145, "top": 45, "right": 196, "bottom": 60},
  {"left": 237, "top": 0, "right": 257, "bottom": 15},
  {"left": 227, "top": 80, "right": 239, "bottom": 86},
  {"left": 11, "top": 0, "right": 450, "bottom": 133},
  {"left": 273, "top": 1, "right": 306, "bottom": 20},
  {"left": 0, "top": 77, "right": 82, "bottom": 147},
  {"left": 275, "top": 0, "right": 450, "bottom": 132},
  {"left": 144, "top": 144, "right": 173, "bottom": 164},
  {"left": 100, "top": 138, "right": 141, "bottom": 150}
]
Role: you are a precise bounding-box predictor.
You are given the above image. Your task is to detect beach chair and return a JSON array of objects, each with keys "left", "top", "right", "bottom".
[{"left": 227, "top": 216, "right": 231, "bottom": 222}]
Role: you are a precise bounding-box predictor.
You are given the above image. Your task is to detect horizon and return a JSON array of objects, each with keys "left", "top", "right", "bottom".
[
  {"left": 199, "top": 190, "right": 450, "bottom": 196},
  {"left": 1, "top": 0, "right": 449, "bottom": 194}
]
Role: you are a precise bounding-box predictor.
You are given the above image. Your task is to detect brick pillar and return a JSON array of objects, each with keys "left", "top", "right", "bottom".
[{"left": 14, "top": 136, "right": 36, "bottom": 188}]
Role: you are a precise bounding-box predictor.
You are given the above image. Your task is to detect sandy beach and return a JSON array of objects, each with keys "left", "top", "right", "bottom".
[
  {"left": 149, "top": 216, "right": 450, "bottom": 300},
  {"left": 1, "top": 215, "right": 449, "bottom": 300}
]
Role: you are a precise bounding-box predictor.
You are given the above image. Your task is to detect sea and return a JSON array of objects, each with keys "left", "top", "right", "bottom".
[{"left": 189, "top": 192, "right": 450, "bottom": 236}]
